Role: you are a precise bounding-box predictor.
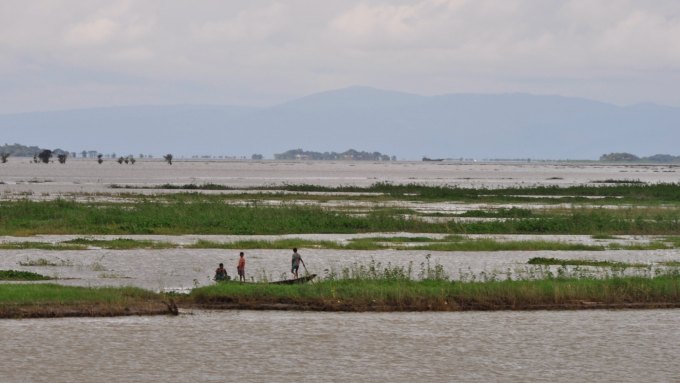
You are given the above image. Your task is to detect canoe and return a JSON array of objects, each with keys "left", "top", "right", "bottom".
[
  {"left": 216, "top": 274, "right": 317, "bottom": 285},
  {"left": 269, "top": 274, "right": 317, "bottom": 285}
]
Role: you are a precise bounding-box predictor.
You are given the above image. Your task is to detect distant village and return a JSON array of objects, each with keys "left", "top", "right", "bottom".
[
  {"left": 4, "top": 143, "right": 680, "bottom": 164},
  {"left": 0, "top": 144, "right": 396, "bottom": 162}
]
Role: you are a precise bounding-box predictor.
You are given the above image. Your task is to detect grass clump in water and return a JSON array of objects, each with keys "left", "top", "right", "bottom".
[
  {"left": 18, "top": 258, "right": 74, "bottom": 267},
  {"left": 63, "top": 238, "right": 176, "bottom": 249},
  {"left": 0, "top": 242, "right": 87, "bottom": 250},
  {"left": 527, "top": 257, "right": 648, "bottom": 268},
  {"left": 0, "top": 270, "right": 52, "bottom": 281},
  {"left": 0, "top": 284, "right": 174, "bottom": 318}
]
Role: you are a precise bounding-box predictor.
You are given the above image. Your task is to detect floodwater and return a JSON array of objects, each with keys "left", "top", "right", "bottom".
[
  {"left": 1, "top": 309, "right": 679, "bottom": 382},
  {"left": 2, "top": 160, "right": 680, "bottom": 381},
  {"left": 2, "top": 245, "right": 678, "bottom": 291},
  {"left": 1, "top": 159, "right": 678, "bottom": 198}
]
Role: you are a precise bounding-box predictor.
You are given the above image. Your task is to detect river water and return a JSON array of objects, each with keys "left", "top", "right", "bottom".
[
  {"left": 1, "top": 309, "right": 679, "bottom": 382},
  {"left": 1, "top": 159, "right": 678, "bottom": 197}
]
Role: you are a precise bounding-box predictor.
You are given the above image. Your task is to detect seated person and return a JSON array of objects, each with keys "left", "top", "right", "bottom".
[{"left": 215, "top": 263, "right": 229, "bottom": 281}]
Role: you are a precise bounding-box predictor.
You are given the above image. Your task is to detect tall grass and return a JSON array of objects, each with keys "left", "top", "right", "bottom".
[
  {"left": 187, "top": 274, "right": 680, "bottom": 310},
  {"left": 0, "top": 284, "right": 158, "bottom": 304},
  {"left": 0, "top": 270, "right": 52, "bottom": 281}
]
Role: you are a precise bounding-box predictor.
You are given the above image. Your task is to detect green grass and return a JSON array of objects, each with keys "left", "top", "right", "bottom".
[
  {"left": 0, "top": 270, "right": 52, "bottom": 281},
  {"left": 114, "top": 182, "right": 680, "bottom": 205},
  {"left": 0, "top": 199, "right": 443, "bottom": 235},
  {"left": 3, "top": 192, "right": 680, "bottom": 236},
  {"left": 411, "top": 240, "right": 604, "bottom": 251},
  {"left": 458, "top": 207, "right": 533, "bottom": 218},
  {"left": 591, "top": 234, "right": 621, "bottom": 240},
  {"left": 185, "top": 274, "right": 680, "bottom": 310},
  {"left": 0, "top": 284, "right": 169, "bottom": 319},
  {"left": 660, "top": 261, "right": 680, "bottom": 267},
  {"left": 0, "top": 242, "right": 88, "bottom": 250},
  {"left": 527, "top": 257, "right": 648, "bottom": 268},
  {"left": 63, "top": 238, "right": 176, "bottom": 249}
]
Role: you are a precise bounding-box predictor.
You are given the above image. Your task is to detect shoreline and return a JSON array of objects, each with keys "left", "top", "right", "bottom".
[
  {"left": 4, "top": 300, "right": 680, "bottom": 320},
  {"left": 5, "top": 275, "right": 680, "bottom": 319},
  {"left": 181, "top": 301, "right": 680, "bottom": 312}
]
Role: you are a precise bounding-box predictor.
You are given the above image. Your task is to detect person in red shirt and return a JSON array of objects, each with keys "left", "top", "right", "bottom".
[{"left": 237, "top": 252, "right": 246, "bottom": 282}]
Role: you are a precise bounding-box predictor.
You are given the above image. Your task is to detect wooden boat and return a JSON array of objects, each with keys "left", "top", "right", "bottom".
[
  {"left": 269, "top": 274, "right": 317, "bottom": 285},
  {"left": 216, "top": 274, "right": 317, "bottom": 285}
]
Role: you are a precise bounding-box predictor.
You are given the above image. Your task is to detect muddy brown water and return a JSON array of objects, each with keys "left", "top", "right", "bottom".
[{"left": 1, "top": 309, "right": 679, "bottom": 382}]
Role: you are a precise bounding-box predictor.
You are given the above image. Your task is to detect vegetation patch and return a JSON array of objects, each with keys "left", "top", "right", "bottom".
[
  {"left": 0, "top": 270, "right": 52, "bottom": 281},
  {"left": 184, "top": 274, "right": 680, "bottom": 311},
  {"left": 0, "top": 284, "right": 176, "bottom": 319},
  {"left": 18, "top": 258, "right": 74, "bottom": 267},
  {"left": 0, "top": 242, "right": 87, "bottom": 250},
  {"left": 458, "top": 207, "right": 533, "bottom": 218},
  {"left": 590, "top": 179, "right": 646, "bottom": 184},
  {"left": 63, "top": 238, "right": 176, "bottom": 249},
  {"left": 113, "top": 182, "right": 680, "bottom": 205},
  {"left": 527, "top": 257, "right": 648, "bottom": 268}
]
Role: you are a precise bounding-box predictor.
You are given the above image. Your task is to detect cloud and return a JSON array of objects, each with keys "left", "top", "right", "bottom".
[
  {"left": 63, "top": 18, "right": 120, "bottom": 46},
  {"left": 0, "top": 0, "right": 679, "bottom": 113}
]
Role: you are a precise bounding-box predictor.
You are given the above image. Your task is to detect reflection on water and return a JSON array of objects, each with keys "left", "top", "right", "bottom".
[{"left": 1, "top": 309, "right": 679, "bottom": 382}]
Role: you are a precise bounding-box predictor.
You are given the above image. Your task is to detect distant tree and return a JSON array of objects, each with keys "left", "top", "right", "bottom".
[
  {"left": 251, "top": 154, "right": 264, "bottom": 160},
  {"left": 57, "top": 153, "right": 68, "bottom": 164},
  {"left": 1, "top": 153, "right": 9, "bottom": 163},
  {"left": 164, "top": 154, "right": 173, "bottom": 165},
  {"left": 599, "top": 152, "right": 640, "bottom": 162},
  {"left": 97, "top": 154, "right": 103, "bottom": 164},
  {"left": 38, "top": 150, "right": 52, "bottom": 164},
  {"left": 33, "top": 154, "right": 38, "bottom": 163},
  {"left": 117, "top": 157, "right": 124, "bottom": 164},
  {"left": 81, "top": 150, "right": 87, "bottom": 158},
  {"left": 128, "top": 155, "right": 136, "bottom": 164}
]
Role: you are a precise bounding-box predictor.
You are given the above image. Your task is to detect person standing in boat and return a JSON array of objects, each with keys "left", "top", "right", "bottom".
[
  {"left": 215, "top": 263, "right": 229, "bottom": 281},
  {"left": 291, "top": 248, "right": 305, "bottom": 279},
  {"left": 237, "top": 252, "right": 246, "bottom": 282}
]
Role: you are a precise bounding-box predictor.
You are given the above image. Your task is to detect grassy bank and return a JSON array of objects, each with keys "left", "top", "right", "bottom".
[
  {"left": 0, "top": 284, "right": 176, "bottom": 319},
  {"left": 3, "top": 274, "right": 680, "bottom": 318},
  {"left": 184, "top": 275, "right": 680, "bottom": 311}
]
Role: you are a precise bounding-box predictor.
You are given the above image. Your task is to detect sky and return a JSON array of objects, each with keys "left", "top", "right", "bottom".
[{"left": 1, "top": 0, "right": 679, "bottom": 114}]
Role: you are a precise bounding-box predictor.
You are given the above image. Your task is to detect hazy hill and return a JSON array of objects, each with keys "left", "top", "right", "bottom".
[{"left": 1, "top": 87, "right": 679, "bottom": 159}]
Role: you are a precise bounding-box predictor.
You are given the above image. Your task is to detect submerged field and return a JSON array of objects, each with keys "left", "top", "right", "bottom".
[
  {"left": 1, "top": 162, "right": 680, "bottom": 317},
  {"left": 3, "top": 183, "right": 680, "bottom": 236}
]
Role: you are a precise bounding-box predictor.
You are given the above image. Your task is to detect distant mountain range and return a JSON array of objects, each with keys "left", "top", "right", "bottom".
[{"left": 1, "top": 86, "right": 679, "bottom": 160}]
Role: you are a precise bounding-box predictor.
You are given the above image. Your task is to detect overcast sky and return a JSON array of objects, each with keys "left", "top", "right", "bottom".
[{"left": 1, "top": 0, "right": 679, "bottom": 113}]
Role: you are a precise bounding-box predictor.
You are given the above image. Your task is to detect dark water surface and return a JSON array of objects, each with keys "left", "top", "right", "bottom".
[{"left": 1, "top": 309, "right": 679, "bottom": 382}]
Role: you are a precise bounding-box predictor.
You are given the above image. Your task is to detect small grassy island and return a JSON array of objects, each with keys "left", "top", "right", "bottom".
[{"left": 2, "top": 272, "right": 680, "bottom": 319}]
